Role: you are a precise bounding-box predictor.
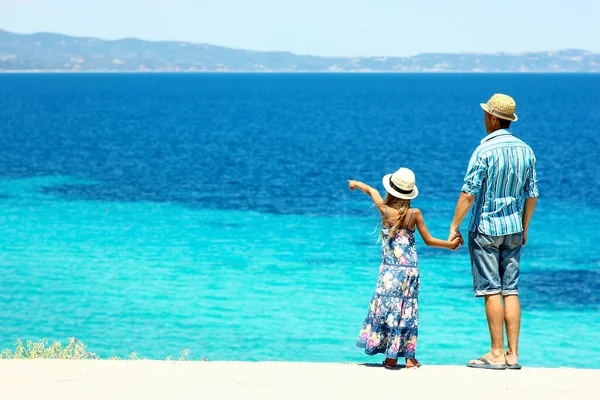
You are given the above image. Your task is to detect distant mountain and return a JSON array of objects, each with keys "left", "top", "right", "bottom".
[{"left": 1, "top": 29, "right": 599, "bottom": 72}]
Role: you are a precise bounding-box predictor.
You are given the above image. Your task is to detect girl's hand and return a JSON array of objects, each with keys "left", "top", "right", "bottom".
[
  {"left": 450, "top": 236, "right": 461, "bottom": 250},
  {"left": 347, "top": 180, "right": 384, "bottom": 211},
  {"left": 348, "top": 180, "right": 361, "bottom": 191}
]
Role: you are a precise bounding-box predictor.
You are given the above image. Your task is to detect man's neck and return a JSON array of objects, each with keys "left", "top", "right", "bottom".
[
  {"left": 487, "top": 127, "right": 508, "bottom": 135},
  {"left": 482, "top": 128, "right": 512, "bottom": 144}
]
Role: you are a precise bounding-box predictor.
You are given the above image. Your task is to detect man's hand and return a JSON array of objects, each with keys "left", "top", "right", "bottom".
[
  {"left": 448, "top": 229, "right": 464, "bottom": 250},
  {"left": 522, "top": 229, "right": 528, "bottom": 246}
]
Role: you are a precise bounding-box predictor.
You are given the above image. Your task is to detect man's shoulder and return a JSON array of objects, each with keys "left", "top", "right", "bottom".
[
  {"left": 475, "top": 135, "right": 535, "bottom": 156},
  {"left": 507, "top": 134, "right": 533, "bottom": 146},
  {"left": 506, "top": 136, "right": 536, "bottom": 157}
]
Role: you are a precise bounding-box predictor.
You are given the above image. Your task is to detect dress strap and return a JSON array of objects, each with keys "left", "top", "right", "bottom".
[
  {"left": 405, "top": 209, "right": 414, "bottom": 228},
  {"left": 385, "top": 206, "right": 393, "bottom": 226}
]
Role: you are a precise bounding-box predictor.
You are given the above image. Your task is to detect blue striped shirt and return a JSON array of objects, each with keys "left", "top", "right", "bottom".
[{"left": 462, "top": 129, "right": 539, "bottom": 236}]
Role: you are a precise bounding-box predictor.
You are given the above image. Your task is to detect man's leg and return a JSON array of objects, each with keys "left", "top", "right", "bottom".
[
  {"left": 485, "top": 294, "right": 505, "bottom": 358},
  {"left": 499, "top": 232, "right": 523, "bottom": 366},
  {"left": 467, "top": 232, "right": 506, "bottom": 366},
  {"left": 504, "top": 295, "right": 521, "bottom": 365}
]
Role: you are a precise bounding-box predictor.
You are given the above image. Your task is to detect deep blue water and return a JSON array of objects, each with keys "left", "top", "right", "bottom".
[{"left": 0, "top": 73, "right": 599, "bottom": 368}]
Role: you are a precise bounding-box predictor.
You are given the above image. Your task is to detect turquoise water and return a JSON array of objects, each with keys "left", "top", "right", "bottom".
[
  {"left": 1, "top": 176, "right": 598, "bottom": 367},
  {"left": 0, "top": 73, "right": 599, "bottom": 368}
]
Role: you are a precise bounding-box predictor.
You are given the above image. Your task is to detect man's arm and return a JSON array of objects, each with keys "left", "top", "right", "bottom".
[
  {"left": 522, "top": 155, "right": 539, "bottom": 245},
  {"left": 522, "top": 197, "right": 537, "bottom": 245},
  {"left": 451, "top": 149, "right": 485, "bottom": 246},
  {"left": 449, "top": 192, "right": 475, "bottom": 244}
]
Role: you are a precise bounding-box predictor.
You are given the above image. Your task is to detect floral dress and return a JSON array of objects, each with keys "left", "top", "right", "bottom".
[{"left": 356, "top": 208, "right": 420, "bottom": 360}]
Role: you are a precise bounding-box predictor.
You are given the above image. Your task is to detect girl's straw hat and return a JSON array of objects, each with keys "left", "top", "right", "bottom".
[
  {"left": 480, "top": 93, "right": 518, "bottom": 122},
  {"left": 382, "top": 168, "right": 418, "bottom": 200}
]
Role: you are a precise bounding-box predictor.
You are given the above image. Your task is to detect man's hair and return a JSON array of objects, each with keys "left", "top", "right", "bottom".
[{"left": 499, "top": 119, "right": 512, "bottom": 129}]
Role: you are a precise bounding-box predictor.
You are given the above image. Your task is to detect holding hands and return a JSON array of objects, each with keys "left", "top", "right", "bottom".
[{"left": 448, "top": 229, "right": 464, "bottom": 251}]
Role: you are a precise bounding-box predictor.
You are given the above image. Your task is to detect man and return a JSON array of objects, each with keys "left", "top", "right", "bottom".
[{"left": 449, "top": 93, "right": 539, "bottom": 370}]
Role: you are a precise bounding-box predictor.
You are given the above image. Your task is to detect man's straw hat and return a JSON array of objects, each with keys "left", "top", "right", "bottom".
[{"left": 480, "top": 94, "right": 518, "bottom": 122}]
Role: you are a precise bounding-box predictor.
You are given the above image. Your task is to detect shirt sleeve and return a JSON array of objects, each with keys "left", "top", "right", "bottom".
[
  {"left": 461, "top": 150, "right": 486, "bottom": 196},
  {"left": 524, "top": 155, "right": 539, "bottom": 198}
]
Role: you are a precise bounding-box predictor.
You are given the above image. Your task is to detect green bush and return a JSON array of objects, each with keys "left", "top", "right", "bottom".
[{"left": 0, "top": 338, "right": 199, "bottom": 361}]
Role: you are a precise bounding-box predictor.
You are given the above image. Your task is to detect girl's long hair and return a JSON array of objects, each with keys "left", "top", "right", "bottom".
[{"left": 376, "top": 192, "right": 411, "bottom": 240}]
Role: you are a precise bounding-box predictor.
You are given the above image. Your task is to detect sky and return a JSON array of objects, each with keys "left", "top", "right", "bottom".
[{"left": 0, "top": 0, "right": 598, "bottom": 57}]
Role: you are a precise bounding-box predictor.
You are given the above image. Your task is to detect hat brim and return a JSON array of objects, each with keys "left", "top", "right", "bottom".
[
  {"left": 382, "top": 174, "right": 419, "bottom": 200},
  {"left": 480, "top": 103, "right": 518, "bottom": 122}
]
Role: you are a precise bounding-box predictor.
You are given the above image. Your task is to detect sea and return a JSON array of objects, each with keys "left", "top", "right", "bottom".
[{"left": 0, "top": 73, "right": 598, "bottom": 368}]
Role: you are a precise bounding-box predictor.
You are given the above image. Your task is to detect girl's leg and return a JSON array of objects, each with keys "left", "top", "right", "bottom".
[{"left": 405, "top": 335, "right": 419, "bottom": 368}]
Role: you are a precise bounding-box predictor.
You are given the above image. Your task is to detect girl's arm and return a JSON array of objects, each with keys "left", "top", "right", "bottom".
[
  {"left": 413, "top": 209, "right": 460, "bottom": 249},
  {"left": 348, "top": 180, "right": 386, "bottom": 214}
]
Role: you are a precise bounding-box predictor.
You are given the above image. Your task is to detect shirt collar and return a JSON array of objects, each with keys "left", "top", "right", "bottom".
[{"left": 481, "top": 129, "right": 513, "bottom": 144}]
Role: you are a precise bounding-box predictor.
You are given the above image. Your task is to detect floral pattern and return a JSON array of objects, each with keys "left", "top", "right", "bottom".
[{"left": 357, "top": 223, "right": 420, "bottom": 360}]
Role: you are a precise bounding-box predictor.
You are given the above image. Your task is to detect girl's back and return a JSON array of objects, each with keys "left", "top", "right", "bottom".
[{"left": 382, "top": 207, "right": 418, "bottom": 268}]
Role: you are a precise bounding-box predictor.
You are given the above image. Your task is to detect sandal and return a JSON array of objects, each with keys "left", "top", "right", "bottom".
[
  {"left": 505, "top": 352, "right": 522, "bottom": 369},
  {"left": 466, "top": 357, "right": 507, "bottom": 370},
  {"left": 382, "top": 361, "right": 400, "bottom": 370}
]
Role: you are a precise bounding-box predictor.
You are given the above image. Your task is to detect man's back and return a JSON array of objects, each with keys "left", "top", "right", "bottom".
[{"left": 462, "top": 129, "right": 539, "bottom": 236}]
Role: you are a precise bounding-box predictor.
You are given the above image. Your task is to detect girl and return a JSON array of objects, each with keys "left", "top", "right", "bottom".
[{"left": 349, "top": 167, "right": 459, "bottom": 369}]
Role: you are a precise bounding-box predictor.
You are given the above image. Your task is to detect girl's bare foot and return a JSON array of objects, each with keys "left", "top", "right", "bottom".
[{"left": 405, "top": 358, "right": 421, "bottom": 368}]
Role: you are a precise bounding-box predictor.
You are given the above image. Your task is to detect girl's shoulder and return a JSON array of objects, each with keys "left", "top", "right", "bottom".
[
  {"left": 410, "top": 208, "right": 423, "bottom": 220},
  {"left": 408, "top": 208, "right": 423, "bottom": 228}
]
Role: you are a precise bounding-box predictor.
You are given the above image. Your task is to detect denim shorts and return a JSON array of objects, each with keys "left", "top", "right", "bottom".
[{"left": 468, "top": 231, "right": 523, "bottom": 297}]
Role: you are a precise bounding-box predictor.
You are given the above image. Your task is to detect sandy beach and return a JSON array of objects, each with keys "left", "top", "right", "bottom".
[{"left": 1, "top": 360, "right": 598, "bottom": 400}]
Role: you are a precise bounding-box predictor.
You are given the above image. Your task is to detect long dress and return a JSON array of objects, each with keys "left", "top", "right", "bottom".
[{"left": 356, "top": 209, "right": 420, "bottom": 360}]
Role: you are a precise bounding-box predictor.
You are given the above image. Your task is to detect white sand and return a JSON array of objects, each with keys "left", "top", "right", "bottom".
[{"left": 0, "top": 360, "right": 598, "bottom": 400}]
